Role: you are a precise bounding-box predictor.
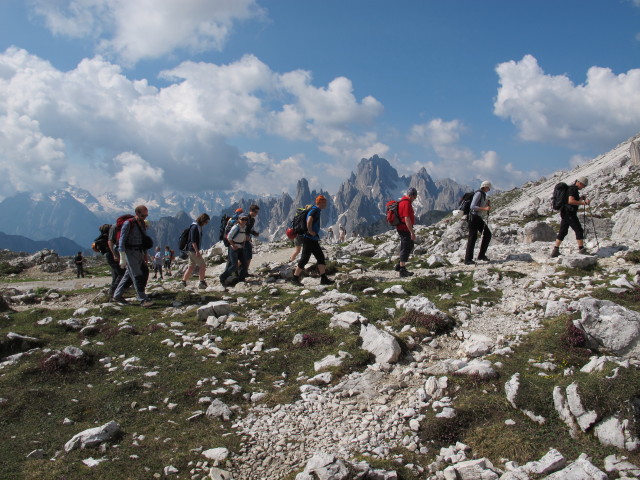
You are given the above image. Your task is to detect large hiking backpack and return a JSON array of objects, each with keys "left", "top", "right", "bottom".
[
  {"left": 91, "top": 224, "right": 111, "bottom": 254},
  {"left": 552, "top": 182, "right": 569, "bottom": 210},
  {"left": 218, "top": 214, "right": 231, "bottom": 242},
  {"left": 291, "top": 205, "right": 313, "bottom": 235},
  {"left": 458, "top": 191, "right": 476, "bottom": 219},
  {"left": 385, "top": 199, "right": 407, "bottom": 227},
  {"left": 222, "top": 212, "right": 243, "bottom": 246},
  {"left": 178, "top": 225, "right": 192, "bottom": 251},
  {"left": 114, "top": 214, "right": 135, "bottom": 245}
]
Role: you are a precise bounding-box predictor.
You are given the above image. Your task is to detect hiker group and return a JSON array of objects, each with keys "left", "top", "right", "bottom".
[{"left": 91, "top": 175, "right": 596, "bottom": 305}]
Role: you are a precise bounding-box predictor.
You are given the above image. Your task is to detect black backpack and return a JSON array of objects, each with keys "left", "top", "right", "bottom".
[
  {"left": 552, "top": 182, "right": 569, "bottom": 210},
  {"left": 178, "top": 226, "right": 191, "bottom": 251},
  {"left": 218, "top": 214, "right": 231, "bottom": 242},
  {"left": 291, "top": 205, "right": 313, "bottom": 235},
  {"left": 91, "top": 224, "right": 111, "bottom": 254},
  {"left": 458, "top": 191, "right": 476, "bottom": 218}
]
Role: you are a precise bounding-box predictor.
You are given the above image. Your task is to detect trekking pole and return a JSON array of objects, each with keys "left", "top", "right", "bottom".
[{"left": 587, "top": 204, "right": 600, "bottom": 249}]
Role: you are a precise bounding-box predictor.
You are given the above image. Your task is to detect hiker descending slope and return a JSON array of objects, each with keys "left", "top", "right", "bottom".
[
  {"left": 551, "top": 177, "right": 591, "bottom": 257},
  {"left": 464, "top": 181, "right": 492, "bottom": 265}
]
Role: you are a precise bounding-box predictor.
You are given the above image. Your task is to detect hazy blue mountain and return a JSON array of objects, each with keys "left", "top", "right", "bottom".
[{"left": 0, "top": 232, "right": 85, "bottom": 256}]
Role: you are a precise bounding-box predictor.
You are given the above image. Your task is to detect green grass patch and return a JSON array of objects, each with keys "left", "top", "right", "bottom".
[
  {"left": 418, "top": 315, "right": 640, "bottom": 469},
  {"left": 590, "top": 286, "right": 640, "bottom": 313}
]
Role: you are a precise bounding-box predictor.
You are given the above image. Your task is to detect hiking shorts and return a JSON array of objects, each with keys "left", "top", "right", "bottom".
[{"left": 188, "top": 251, "right": 206, "bottom": 268}]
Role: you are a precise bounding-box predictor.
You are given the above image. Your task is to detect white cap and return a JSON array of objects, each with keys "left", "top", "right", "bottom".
[{"left": 481, "top": 180, "right": 492, "bottom": 189}]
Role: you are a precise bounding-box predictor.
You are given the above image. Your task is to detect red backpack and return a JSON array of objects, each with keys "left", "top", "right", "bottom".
[{"left": 114, "top": 214, "right": 135, "bottom": 245}]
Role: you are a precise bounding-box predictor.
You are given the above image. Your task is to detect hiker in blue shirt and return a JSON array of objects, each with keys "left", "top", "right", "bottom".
[{"left": 292, "top": 195, "right": 334, "bottom": 285}]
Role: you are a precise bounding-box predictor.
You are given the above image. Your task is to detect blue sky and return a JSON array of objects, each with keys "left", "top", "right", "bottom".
[{"left": 1, "top": 0, "right": 639, "bottom": 201}]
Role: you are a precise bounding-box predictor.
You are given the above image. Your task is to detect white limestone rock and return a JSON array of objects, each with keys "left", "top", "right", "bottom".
[
  {"left": 443, "top": 458, "right": 501, "bottom": 480},
  {"left": 460, "top": 333, "right": 494, "bottom": 358},
  {"left": 544, "top": 453, "right": 607, "bottom": 479},
  {"left": 572, "top": 297, "right": 640, "bottom": 358},
  {"left": 455, "top": 360, "right": 497, "bottom": 380},
  {"left": 206, "top": 399, "right": 232, "bottom": 421},
  {"left": 359, "top": 324, "right": 401, "bottom": 364},
  {"left": 594, "top": 416, "right": 640, "bottom": 451},
  {"left": 202, "top": 447, "right": 229, "bottom": 463},
  {"left": 604, "top": 454, "right": 640, "bottom": 477},
  {"left": 565, "top": 382, "right": 598, "bottom": 432},
  {"left": 329, "top": 311, "right": 367, "bottom": 329},
  {"left": 64, "top": 420, "right": 120, "bottom": 452}
]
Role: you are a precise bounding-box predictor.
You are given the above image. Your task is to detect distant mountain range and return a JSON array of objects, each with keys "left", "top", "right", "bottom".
[
  {"left": 0, "top": 232, "right": 85, "bottom": 256},
  {"left": 0, "top": 155, "right": 468, "bottom": 254}
]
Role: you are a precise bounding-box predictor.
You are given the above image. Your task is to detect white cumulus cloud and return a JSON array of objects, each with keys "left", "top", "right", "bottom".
[
  {"left": 29, "top": 0, "right": 263, "bottom": 65},
  {"left": 113, "top": 151, "right": 164, "bottom": 200},
  {"left": 494, "top": 54, "right": 640, "bottom": 150},
  {"left": 0, "top": 46, "right": 385, "bottom": 198},
  {"left": 408, "top": 118, "right": 536, "bottom": 189}
]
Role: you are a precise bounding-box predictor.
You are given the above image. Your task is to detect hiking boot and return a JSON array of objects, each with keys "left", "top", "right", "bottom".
[
  {"left": 320, "top": 275, "right": 334, "bottom": 285},
  {"left": 399, "top": 268, "right": 413, "bottom": 277},
  {"left": 394, "top": 263, "right": 401, "bottom": 272},
  {"left": 477, "top": 256, "right": 490, "bottom": 262},
  {"left": 198, "top": 281, "right": 208, "bottom": 289},
  {"left": 180, "top": 280, "right": 187, "bottom": 287},
  {"left": 550, "top": 247, "right": 560, "bottom": 258},
  {"left": 140, "top": 299, "right": 154, "bottom": 308},
  {"left": 464, "top": 260, "right": 475, "bottom": 266},
  {"left": 578, "top": 247, "right": 590, "bottom": 255},
  {"left": 290, "top": 275, "right": 302, "bottom": 285},
  {"left": 112, "top": 296, "right": 128, "bottom": 304}
]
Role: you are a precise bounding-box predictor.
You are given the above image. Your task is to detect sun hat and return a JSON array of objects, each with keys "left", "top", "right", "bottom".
[{"left": 481, "top": 180, "right": 492, "bottom": 189}]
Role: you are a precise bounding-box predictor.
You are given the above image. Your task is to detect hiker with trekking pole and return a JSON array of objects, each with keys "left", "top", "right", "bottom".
[
  {"left": 464, "top": 181, "right": 493, "bottom": 265},
  {"left": 551, "top": 176, "right": 592, "bottom": 257}
]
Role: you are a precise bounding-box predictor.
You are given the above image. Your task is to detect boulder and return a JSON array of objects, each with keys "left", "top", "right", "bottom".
[
  {"left": 520, "top": 221, "right": 556, "bottom": 243},
  {"left": 64, "top": 420, "right": 120, "bottom": 452},
  {"left": 205, "top": 399, "right": 232, "bottom": 421},
  {"left": 594, "top": 416, "right": 640, "bottom": 451},
  {"left": 572, "top": 297, "right": 640, "bottom": 358},
  {"left": 296, "top": 452, "right": 350, "bottom": 480},
  {"left": 359, "top": 324, "right": 401, "bottom": 364},
  {"left": 612, "top": 203, "right": 640, "bottom": 241},
  {"left": 544, "top": 453, "right": 607, "bottom": 479},
  {"left": 560, "top": 255, "right": 598, "bottom": 269},
  {"left": 329, "top": 311, "right": 366, "bottom": 329}
]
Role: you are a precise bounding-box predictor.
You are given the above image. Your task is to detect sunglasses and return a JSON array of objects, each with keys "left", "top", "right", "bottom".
[{"left": 239, "top": 218, "right": 248, "bottom": 221}]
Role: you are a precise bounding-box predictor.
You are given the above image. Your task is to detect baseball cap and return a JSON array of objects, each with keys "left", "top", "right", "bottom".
[
  {"left": 576, "top": 176, "right": 589, "bottom": 186},
  {"left": 316, "top": 195, "right": 327, "bottom": 203}
]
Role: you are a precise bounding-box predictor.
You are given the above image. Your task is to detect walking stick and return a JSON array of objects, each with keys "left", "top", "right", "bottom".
[{"left": 587, "top": 204, "right": 600, "bottom": 250}]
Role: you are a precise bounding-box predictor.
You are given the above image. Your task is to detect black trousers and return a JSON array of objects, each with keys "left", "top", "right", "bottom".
[
  {"left": 397, "top": 230, "right": 414, "bottom": 263},
  {"left": 557, "top": 208, "right": 584, "bottom": 241},
  {"left": 298, "top": 237, "right": 326, "bottom": 268},
  {"left": 465, "top": 215, "right": 491, "bottom": 261}
]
